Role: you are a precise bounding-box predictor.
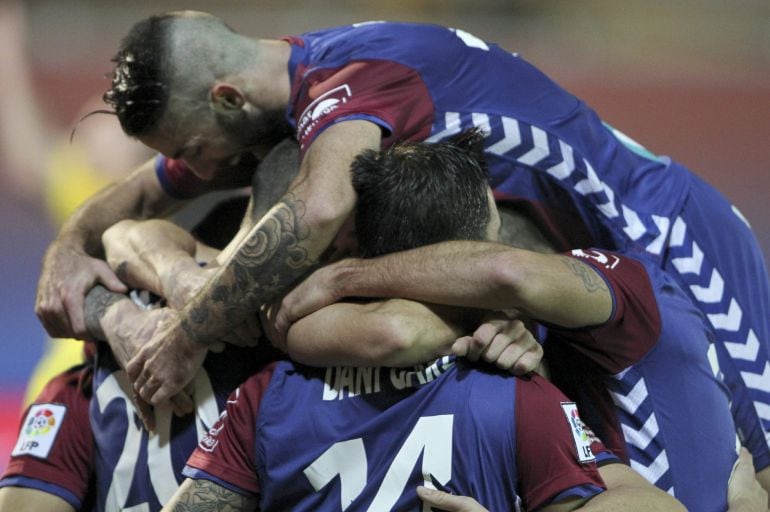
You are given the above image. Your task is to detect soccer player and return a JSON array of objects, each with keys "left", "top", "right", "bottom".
[
  {"left": 0, "top": 141, "right": 301, "bottom": 511},
  {"left": 34, "top": 15, "right": 770, "bottom": 487},
  {"left": 273, "top": 130, "right": 746, "bottom": 511},
  {"left": 159, "top": 132, "right": 689, "bottom": 511}
]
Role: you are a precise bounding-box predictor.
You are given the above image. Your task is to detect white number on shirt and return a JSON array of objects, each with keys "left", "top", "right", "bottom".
[{"left": 304, "top": 414, "right": 454, "bottom": 511}]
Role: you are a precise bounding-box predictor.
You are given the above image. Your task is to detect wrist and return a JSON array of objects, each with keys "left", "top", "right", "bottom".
[
  {"left": 333, "top": 258, "right": 369, "bottom": 299},
  {"left": 179, "top": 311, "right": 216, "bottom": 347},
  {"left": 101, "top": 298, "right": 140, "bottom": 340}
]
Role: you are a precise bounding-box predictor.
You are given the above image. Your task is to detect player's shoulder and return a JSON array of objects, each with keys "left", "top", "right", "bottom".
[{"left": 35, "top": 363, "right": 93, "bottom": 404}]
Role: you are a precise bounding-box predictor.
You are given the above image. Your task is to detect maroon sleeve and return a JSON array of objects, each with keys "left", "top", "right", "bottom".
[
  {"left": 548, "top": 249, "right": 661, "bottom": 374},
  {"left": 2, "top": 366, "right": 93, "bottom": 502},
  {"left": 185, "top": 363, "right": 276, "bottom": 494},
  {"left": 290, "top": 60, "right": 434, "bottom": 154},
  {"left": 515, "top": 374, "right": 607, "bottom": 510},
  {"left": 154, "top": 155, "right": 254, "bottom": 199}
]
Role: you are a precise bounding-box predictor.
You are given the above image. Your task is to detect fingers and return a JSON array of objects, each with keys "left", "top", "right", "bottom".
[
  {"left": 94, "top": 259, "right": 129, "bottom": 293},
  {"left": 35, "top": 289, "right": 73, "bottom": 339},
  {"left": 453, "top": 319, "right": 543, "bottom": 375},
  {"left": 416, "top": 486, "right": 488, "bottom": 512},
  {"left": 62, "top": 288, "right": 88, "bottom": 340},
  {"left": 452, "top": 337, "right": 472, "bottom": 358},
  {"left": 132, "top": 392, "right": 156, "bottom": 432},
  {"left": 170, "top": 391, "right": 195, "bottom": 417},
  {"left": 511, "top": 343, "right": 544, "bottom": 375},
  {"left": 273, "top": 301, "right": 294, "bottom": 341}
]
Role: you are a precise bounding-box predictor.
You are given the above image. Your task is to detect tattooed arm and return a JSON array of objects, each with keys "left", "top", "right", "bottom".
[
  {"left": 127, "top": 120, "right": 381, "bottom": 405},
  {"left": 278, "top": 240, "right": 613, "bottom": 331},
  {"left": 162, "top": 478, "right": 258, "bottom": 512}
]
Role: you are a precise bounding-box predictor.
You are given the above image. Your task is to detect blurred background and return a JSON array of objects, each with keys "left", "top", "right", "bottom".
[{"left": 1, "top": 0, "right": 769, "bottom": 469}]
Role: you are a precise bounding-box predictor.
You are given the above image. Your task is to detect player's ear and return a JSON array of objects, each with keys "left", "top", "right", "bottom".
[{"left": 210, "top": 83, "right": 245, "bottom": 113}]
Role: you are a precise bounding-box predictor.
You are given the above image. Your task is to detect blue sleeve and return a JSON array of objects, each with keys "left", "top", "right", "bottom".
[{"left": 0, "top": 475, "right": 83, "bottom": 510}]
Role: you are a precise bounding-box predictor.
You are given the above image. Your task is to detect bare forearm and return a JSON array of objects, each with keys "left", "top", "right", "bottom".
[
  {"left": 328, "top": 241, "right": 610, "bottom": 328},
  {"left": 330, "top": 242, "right": 525, "bottom": 310},
  {"left": 583, "top": 464, "right": 686, "bottom": 512},
  {"left": 285, "top": 300, "right": 465, "bottom": 367},
  {"left": 57, "top": 160, "right": 177, "bottom": 255}
]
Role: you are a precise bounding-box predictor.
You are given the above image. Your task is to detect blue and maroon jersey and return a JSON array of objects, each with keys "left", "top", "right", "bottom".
[
  {"left": 184, "top": 357, "right": 610, "bottom": 511},
  {"left": 278, "top": 26, "right": 770, "bottom": 470},
  {"left": 282, "top": 21, "right": 690, "bottom": 257},
  {"left": 544, "top": 249, "right": 737, "bottom": 512},
  {"left": 89, "top": 343, "right": 262, "bottom": 512},
  {"left": 154, "top": 20, "right": 769, "bottom": 473},
  {"left": 0, "top": 364, "right": 95, "bottom": 511}
]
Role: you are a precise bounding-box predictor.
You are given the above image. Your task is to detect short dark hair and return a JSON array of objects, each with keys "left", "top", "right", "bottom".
[
  {"left": 352, "top": 129, "right": 490, "bottom": 258},
  {"left": 103, "top": 15, "right": 174, "bottom": 136}
]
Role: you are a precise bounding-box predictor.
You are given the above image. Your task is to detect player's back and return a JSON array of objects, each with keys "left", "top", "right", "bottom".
[
  {"left": 290, "top": 21, "right": 691, "bottom": 256},
  {"left": 256, "top": 357, "right": 604, "bottom": 511},
  {"left": 546, "top": 256, "right": 737, "bottom": 512},
  {"left": 90, "top": 343, "right": 262, "bottom": 512},
  {"left": 607, "top": 259, "right": 737, "bottom": 510}
]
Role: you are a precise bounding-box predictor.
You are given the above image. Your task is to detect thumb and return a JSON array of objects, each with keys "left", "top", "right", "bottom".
[
  {"left": 452, "top": 337, "right": 472, "bottom": 357},
  {"left": 417, "top": 486, "right": 487, "bottom": 512}
]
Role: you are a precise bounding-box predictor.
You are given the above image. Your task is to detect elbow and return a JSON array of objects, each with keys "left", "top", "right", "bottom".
[
  {"left": 301, "top": 188, "right": 356, "bottom": 232},
  {"left": 382, "top": 323, "right": 420, "bottom": 365}
]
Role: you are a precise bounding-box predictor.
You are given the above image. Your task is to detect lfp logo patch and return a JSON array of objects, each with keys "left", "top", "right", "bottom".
[
  {"left": 12, "top": 403, "right": 67, "bottom": 459},
  {"left": 560, "top": 402, "right": 595, "bottom": 463}
]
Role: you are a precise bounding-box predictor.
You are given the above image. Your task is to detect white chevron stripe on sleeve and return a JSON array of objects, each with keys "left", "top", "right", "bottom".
[
  {"left": 741, "top": 363, "right": 770, "bottom": 393},
  {"left": 517, "top": 126, "right": 549, "bottom": 165},
  {"left": 646, "top": 215, "right": 670, "bottom": 255},
  {"left": 471, "top": 113, "right": 491, "bottom": 135},
  {"left": 724, "top": 330, "right": 759, "bottom": 361},
  {"left": 545, "top": 141, "right": 575, "bottom": 180},
  {"left": 574, "top": 161, "right": 604, "bottom": 195},
  {"left": 690, "top": 269, "right": 725, "bottom": 304},
  {"left": 609, "top": 378, "right": 649, "bottom": 414},
  {"left": 486, "top": 117, "right": 521, "bottom": 155},
  {"left": 707, "top": 299, "right": 743, "bottom": 332},
  {"left": 622, "top": 205, "right": 646, "bottom": 241},
  {"left": 596, "top": 183, "right": 619, "bottom": 218},
  {"left": 755, "top": 402, "right": 770, "bottom": 423},
  {"left": 669, "top": 217, "right": 687, "bottom": 248},
  {"left": 426, "top": 112, "right": 462, "bottom": 142},
  {"left": 671, "top": 242, "right": 704, "bottom": 275},
  {"left": 630, "top": 450, "right": 670, "bottom": 485},
  {"left": 620, "top": 413, "right": 660, "bottom": 451}
]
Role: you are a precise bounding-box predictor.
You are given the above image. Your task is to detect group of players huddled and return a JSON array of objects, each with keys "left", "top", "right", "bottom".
[{"left": 1, "top": 11, "right": 769, "bottom": 512}]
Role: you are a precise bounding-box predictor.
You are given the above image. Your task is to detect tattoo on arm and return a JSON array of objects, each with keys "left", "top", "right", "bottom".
[
  {"left": 84, "top": 285, "right": 128, "bottom": 340},
  {"left": 169, "top": 479, "right": 258, "bottom": 512},
  {"left": 560, "top": 257, "right": 608, "bottom": 293},
  {"left": 181, "top": 194, "right": 315, "bottom": 344}
]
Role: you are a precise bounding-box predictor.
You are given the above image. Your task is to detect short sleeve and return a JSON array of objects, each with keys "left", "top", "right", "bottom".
[
  {"left": 183, "top": 364, "right": 276, "bottom": 496},
  {"left": 515, "top": 373, "right": 607, "bottom": 510},
  {"left": 291, "top": 60, "right": 434, "bottom": 153},
  {"left": 548, "top": 249, "right": 661, "bottom": 374},
  {"left": 0, "top": 365, "right": 94, "bottom": 510}
]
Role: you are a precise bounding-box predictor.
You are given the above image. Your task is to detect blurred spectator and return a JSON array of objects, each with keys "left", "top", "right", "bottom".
[{"left": 0, "top": 0, "right": 152, "bottom": 405}]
